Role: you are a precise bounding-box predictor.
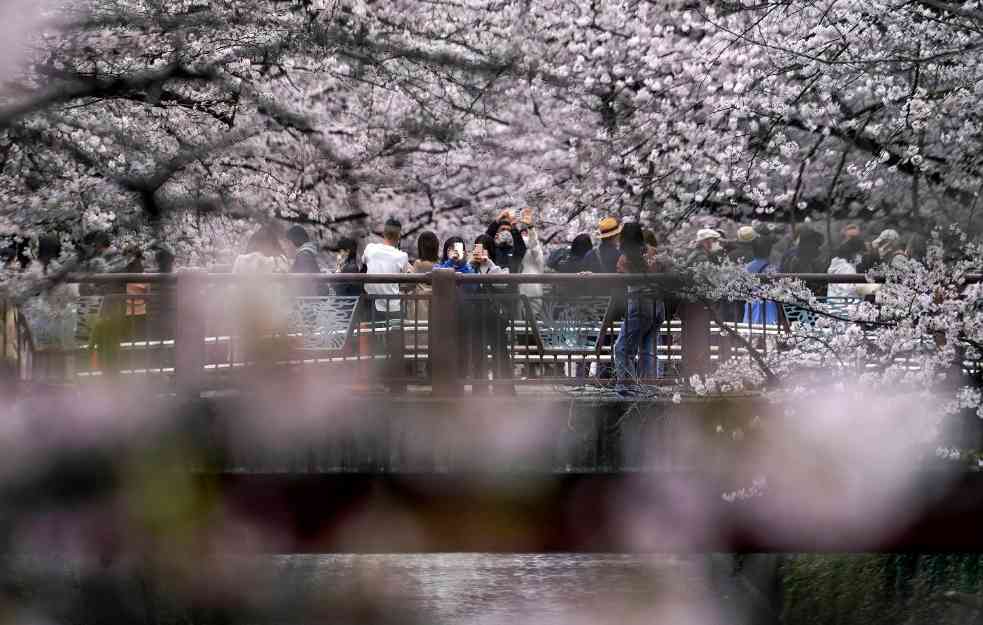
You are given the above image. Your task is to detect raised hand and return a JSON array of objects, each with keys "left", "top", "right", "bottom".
[{"left": 520, "top": 207, "right": 534, "bottom": 226}]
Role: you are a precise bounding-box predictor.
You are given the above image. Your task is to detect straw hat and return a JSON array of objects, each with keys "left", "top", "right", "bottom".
[
  {"left": 694, "top": 229, "right": 722, "bottom": 244},
  {"left": 736, "top": 226, "right": 758, "bottom": 243},
  {"left": 872, "top": 229, "right": 899, "bottom": 247},
  {"left": 597, "top": 217, "right": 623, "bottom": 239}
]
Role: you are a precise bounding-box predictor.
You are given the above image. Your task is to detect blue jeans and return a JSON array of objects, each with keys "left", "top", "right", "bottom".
[
  {"left": 615, "top": 295, "right": 664, "bottom": 386},
  {"left": 638, "top": 330, "right": 665, "bottom": 379},
  {"left": 742, "top": 300, "right": 779, "bottom": 325}
]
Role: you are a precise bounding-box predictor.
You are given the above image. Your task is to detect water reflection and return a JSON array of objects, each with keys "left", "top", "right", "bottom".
[{"left": 264, "top": 553, "right": 717, "bottom": 625}]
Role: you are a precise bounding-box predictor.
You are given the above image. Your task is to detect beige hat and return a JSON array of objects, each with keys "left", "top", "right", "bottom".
[
  {"left": 872, "top": 229, "right": 899, "bottom": 247},
  {"left": 737, "top": 226, "right": 758, "bottom": 243},
  {"left": 694, "top": 229, "right": 722, "bottom": 243},
  {"left": 597, "top": 217, "right": 623, "bottom": 239}
]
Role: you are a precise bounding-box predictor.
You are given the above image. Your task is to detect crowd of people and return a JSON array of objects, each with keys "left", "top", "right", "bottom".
[
  {"left": 0, "top": 210, "right": 936, "bottom": 395},
  {"left": 230, "top": 212, "right": 927, "bottom": 394}
]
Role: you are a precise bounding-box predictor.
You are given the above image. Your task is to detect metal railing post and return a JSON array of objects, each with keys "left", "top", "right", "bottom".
[
  {"left": 175, "top": 271, "right": 207, "bottom": 401},
  {"left": 430, "top": 269, "right": 459, "bottom": 396},
  {"left": 0, "top": 298, "right": 16, "bottom": 405},
  {"left": 681, "top": 301, "right": 712, "bottom": 379}
]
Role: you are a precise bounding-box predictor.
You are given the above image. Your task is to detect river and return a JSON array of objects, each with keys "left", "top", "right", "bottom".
[
  {"left": 256, "top": 553, "right": 743, "bottom": 625},
  {"left": 2, "top": 552, "right": 753, "bottom": 624}
]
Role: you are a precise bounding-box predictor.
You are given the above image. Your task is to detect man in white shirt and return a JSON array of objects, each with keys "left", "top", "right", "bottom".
[
  {"left": 362, "top": 217, "right": 410, "bottom": 318},
  {"left": 361, "top": 217, "right": 411, "bottom": 392}
]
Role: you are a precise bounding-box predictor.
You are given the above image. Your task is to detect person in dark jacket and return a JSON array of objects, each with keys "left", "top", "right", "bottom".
[
  {"left": 286, "top": 225, "right": 321, "bottom": 273},
  {"left": 548, "top": 234, "right": 594, "bottom": 297},
  {"left": 729, "top": 226, "right": 758, "bottom": 264},
  {"left": 78, "top": 231, "right": 121, "bottom": 296},
  {"left": 148, "top": 246, "right": 176, "bottom": 340},
  {"left": 484, "top": 211, "right": 527, "bottom": 275},
  {"left": 613, "top": 223, "right": 667, "bottom": 394},
  {"left": 285, "top": 225, "right": 325, "bottom": 295},
  {"left": 584, "top": 217, "right": 625, "bottom": 379},
  {"left": 781, "top": 227, "right": 828, "bottom": 295},
  {"left": 548, "top": 234, "right": 594, "bottom": 273},
  {"left": 584, "top": 217, "right": 623, "bottom": 273},
  {"left": 332, "top": 237, "right": 362, "bottom": 298},
  {"left": 0, "top": 236, "right": 29, "bottom": 271}
]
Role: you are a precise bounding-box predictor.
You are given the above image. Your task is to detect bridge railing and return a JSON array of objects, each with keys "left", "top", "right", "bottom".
[
  {"left": 1, "top": 296, "right": 31, "bottom": 400},
  {"left": 3, "top": 270, "right": 976, "bottom": 397}
]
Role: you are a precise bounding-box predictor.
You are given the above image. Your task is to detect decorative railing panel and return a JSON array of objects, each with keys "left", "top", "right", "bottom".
[
  {"left": 782, "top": 297, "right": 864, "bottom": 326},
  {"left": 523, "top": 296, "right": 611, "bottom": 353},
  {"left": 6, "top": 271, "right": 979, "bottom": 396},
  {"left": 286, "top": 296, "right": 360, "bottom": 352}
]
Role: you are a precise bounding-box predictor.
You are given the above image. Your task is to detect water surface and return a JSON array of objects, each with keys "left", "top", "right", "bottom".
[{"left": 263, "top": 553, "right": 729, "bottom": 625}]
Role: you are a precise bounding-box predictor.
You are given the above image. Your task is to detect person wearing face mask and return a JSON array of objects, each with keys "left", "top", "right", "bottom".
[
  {"left": 484, "top": 210, "right": 528, "bottom": 276},
  {"left": 686, "top": 229, "right": 724, "bottom": 266}
]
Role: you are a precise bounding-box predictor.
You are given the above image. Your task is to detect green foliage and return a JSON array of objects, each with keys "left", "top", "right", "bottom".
[{"left": 782, "top": 555, "right": 983, "bottom": 625}]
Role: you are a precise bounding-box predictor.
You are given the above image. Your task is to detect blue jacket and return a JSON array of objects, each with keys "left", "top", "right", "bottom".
[
  {"left": 437, "top": 259, "right": 476, "bottom": 274},
  {"left": 743, "top": 258, "right": 779, "bottom": 325},
  {"left": 437, "top": 259, "right": 478, "bottom": 293}
]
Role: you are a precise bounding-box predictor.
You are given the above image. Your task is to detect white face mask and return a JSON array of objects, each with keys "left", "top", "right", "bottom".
[
  {"left": 709, "top": 241, "right": 722, "bottom": 253},
  {"left": 496, "top": 230, "right": 514, "bottom": 248}
]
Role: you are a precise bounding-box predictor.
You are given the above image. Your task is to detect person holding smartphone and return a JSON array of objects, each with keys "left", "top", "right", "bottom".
[
  {"left": 484, "top": 209, "right": 527, "bottom": 275},
  {"left": 469, "top": 234, "right": 514, "bottom": 395},
  {"left": 437, "top": 237, "right": 476, "bottom": 274},
  {"left": 469, "top": 235, "right": 507, "bottom": 275}
]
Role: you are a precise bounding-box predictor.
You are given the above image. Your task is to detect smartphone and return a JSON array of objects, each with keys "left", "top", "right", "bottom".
[
  {"left": 453, "top": 242, "right": 465, "bottom": 260},
  {"left": 471, "top": 243, "right": 484, "bottom": 265}
]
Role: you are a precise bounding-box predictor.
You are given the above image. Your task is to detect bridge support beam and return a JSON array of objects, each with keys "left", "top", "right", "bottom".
[
  {"left": 175, "top": 271, "right": 208, "bottom": 401},
  {"left": 430, "top": 269, "right": 460, "bottom": 396},
  {"left": 211, "top": 471, "right": 983, "bottom": 553},
  {"left": 681, "top": 301, "right": 712, "bottom": 379}
]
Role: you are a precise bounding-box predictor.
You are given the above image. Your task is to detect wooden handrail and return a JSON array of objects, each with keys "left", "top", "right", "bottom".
[
  {"left": 17, "top": 269, "right": 977, "bottom": 394},
  {"left": 60, "top": 272, "right": 982, "bottom": 285}
]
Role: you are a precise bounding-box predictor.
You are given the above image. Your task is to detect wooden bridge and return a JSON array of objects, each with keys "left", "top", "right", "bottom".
[
  {"left": 4, "top": 271, "right": 983, "bottom": 552},
  {"left": 3, "top": 270, "right": 923, "bottom": 397}
]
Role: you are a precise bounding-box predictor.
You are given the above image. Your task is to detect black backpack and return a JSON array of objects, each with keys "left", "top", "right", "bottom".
[{"left": 546, "top": 248, "right": 570, "bottom": 271}]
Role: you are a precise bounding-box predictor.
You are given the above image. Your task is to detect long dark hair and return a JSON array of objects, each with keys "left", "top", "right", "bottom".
[
  {"left": 751, "top": 235, "right": 774, "bottom": 261},
  {"left": 474, "top": 234, "right": 494, "bottom": 251},
  {"left": 246, "top": 224, "right": 285, "bottom": 258},
  {"left": 37, "top": 235, "right": 62, "bottom": 274},
  {"left": 834, "top": 236, "right": 864, "bottom": 262},
  {"left": 571, "top": 234, "right": 593, "bottom": 258},
  {"left": 797, "top": 229, "right": 824, "bottom": 261},
  {"left": 619, "top": 222, "right": 647, "bottom": 273},
  {"left": 155, "top": 246, "right": 175, "bottom": 273},
  {"left": 417, "top": 231, "right": 439, "bottom": 263},
  {"left": 336, "top": 237, "right": 358, "bottom": 264},
  {"left": 442, "top": 236, "right": 465, "bottom": 263}
]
